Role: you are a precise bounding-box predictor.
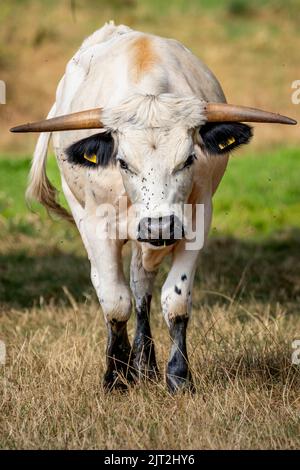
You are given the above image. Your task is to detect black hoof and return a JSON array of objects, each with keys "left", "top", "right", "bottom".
[
  {"left": 103, "top": 367, "right": 134, "bottom": 392},
  {"left": 166, "top": 315, "right": 195, "bottom": 393},
  {"left": 103, "top": 319, "right": 134, "bottom": 392},
  {"left": 132, "top": 295, "right": 160, "bottom": 382}
]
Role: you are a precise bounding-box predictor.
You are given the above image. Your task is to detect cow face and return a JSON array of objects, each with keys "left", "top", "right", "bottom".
[
  {"left": 117, "top": 121, "right": 252, "bottom": 246},
  {"left": 116, "top": 126, "right": 196, "bottom": 247}
]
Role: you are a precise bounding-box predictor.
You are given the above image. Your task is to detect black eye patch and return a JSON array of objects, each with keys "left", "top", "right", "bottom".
[
  {"left": 199, "top": 122, "right": 253, "bottom": 155},
  {"left": 65, "top": 132, "right": 115, "bottom": 168}
]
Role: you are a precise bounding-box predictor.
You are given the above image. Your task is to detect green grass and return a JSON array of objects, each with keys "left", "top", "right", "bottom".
[
  {"left": 213, "top": 147, "right": 300, "bottom": 237},
  {"left": 1, "top": 147, "right": 299, "bottom": 239}
]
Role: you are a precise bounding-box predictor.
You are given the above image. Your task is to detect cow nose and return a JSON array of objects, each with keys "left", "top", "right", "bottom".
[{"left": 137, "top": 215, "right": 184, "bottom": 246}]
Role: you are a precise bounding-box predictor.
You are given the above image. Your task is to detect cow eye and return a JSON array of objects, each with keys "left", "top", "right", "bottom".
[
  {"left": 182, "top": 153, "right": 196, "bottom": 169},
  {"left": 118, "top": 158, "right": 129, "bottom": 171}
]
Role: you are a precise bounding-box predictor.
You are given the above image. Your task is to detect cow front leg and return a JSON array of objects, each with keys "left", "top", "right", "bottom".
[
  {"left": 103, "top": 318, "right": 132, "bottom": 391},
  {"left": 167, "top": 314, "right": 193, "bottom": 393},
  {"left": 83, "top": 225, "right": 134, "bottom": 391},
  {"left": 61, "top": 182, "right": 133, "bottom": 391},
  {"left": 90, "top": 253, "right": 133, "bottom": 391},
  {"left": 130, "top": 244, "right": 159, "bottom": 381},
  {"left": 161, "top": 242, "right": 199, "bottom": 393}
]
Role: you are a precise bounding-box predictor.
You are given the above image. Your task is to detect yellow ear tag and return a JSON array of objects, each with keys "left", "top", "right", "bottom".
[
  {"left": 218, "top": 136, "right": 236, "bottom": 150},
  {"left": 84, "top": 153, "right": 97, "bottom": 164}
]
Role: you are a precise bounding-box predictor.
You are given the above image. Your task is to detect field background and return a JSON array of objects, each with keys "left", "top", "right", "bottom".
[{"left": 0, "top": 0, "right": 300, "bottom": 449}]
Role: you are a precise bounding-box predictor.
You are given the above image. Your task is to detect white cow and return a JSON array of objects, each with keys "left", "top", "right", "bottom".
[{"left": 11, "top": 22, "right": 296, "bottom": 392}]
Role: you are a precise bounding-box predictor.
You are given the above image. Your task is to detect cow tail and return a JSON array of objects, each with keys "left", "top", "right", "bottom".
[{"left": 26, "top": 103, "right": 74, "bottom": 223}]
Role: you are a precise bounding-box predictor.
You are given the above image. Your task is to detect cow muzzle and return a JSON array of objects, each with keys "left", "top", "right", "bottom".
[{"left": 137, "top": 214, "right": 184, "bottom": 247}]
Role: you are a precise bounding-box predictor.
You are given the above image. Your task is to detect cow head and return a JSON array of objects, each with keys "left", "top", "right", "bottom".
[
  {"left": 107, "top": 95, "right": 257, "bottom": 246},
  {"left": 11, "top": 94, "right": 296, "bottom": 247}
]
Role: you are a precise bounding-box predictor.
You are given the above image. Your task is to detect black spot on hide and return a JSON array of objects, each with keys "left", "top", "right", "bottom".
[{"left": 174, "top": 285, "right": 182, "bottom": 295}]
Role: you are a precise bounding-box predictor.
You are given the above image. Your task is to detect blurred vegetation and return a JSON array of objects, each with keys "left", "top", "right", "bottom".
[
  {"left": 0, "top": 0, "right": 299, "bottom": 152},
  {"left": 213, "top": 148, "right": 300, "bottom": 237}
]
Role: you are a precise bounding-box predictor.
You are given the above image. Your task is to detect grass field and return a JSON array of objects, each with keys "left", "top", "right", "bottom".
[{"left": 0, "top": 0, "right": 300, "bottom": 451}]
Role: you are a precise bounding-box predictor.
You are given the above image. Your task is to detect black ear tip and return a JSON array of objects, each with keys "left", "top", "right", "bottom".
[
  {"left": 65, "top": 132, "right": 115, "bottom": 168},
  {"left": 200, "top": 122, "right": 253, "bottom": 155}
]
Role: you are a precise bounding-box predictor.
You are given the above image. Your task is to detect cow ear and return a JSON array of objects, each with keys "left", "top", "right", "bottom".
[
  {"left": 199, "top": 122, "right": 253, "bottom": 155},
  {"left": 65, "top": 132, "right": 115, "bottom": 168}
]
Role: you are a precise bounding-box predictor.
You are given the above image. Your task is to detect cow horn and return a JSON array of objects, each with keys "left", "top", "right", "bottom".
[
  {"left": 204, "top": 103, "right": 297, "bottom": 125},
  {"left": 10, "top": 102, "right": 297, "bottom": 133},
  {"left": 10, "top": 108, "right": 103, "bottom": 133}
]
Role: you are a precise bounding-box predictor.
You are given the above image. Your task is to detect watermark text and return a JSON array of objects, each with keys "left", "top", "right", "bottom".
[
  {"left": 291, "top": 80, "right": 300, "bottom": 104},
  {"left": 0, "top": 80, "right": 6, "bottom": 104},
  {"left": 0, "top": 340, "right": 6, "bottom": 365}
]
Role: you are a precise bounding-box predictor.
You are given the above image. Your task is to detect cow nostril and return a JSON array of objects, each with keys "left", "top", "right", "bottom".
[
  {"left": 181, "top": 225, "right": 185, "bottom": 238},
  {"left": 137, "top": 215, "right": 184, "bottom": 244},
  {"left": 169, "top": 214, "right": 175, "bottom": 238}
]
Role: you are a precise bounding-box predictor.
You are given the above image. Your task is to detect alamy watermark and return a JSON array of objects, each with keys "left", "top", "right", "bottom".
[
  {"left": 0, "top": 340, "right": 6, "bottom": 365},
  {"left": 291, "top": 339, "right": 300, "bottom": 365},
  {"left": 291, "top": 80, "right": 300, "bottom": 105},
  {"left": 92, "top": 199, "right": 205, "bottom": 250},
  {"left": 0, "top": 80, "right": 6, "bottom": 104}
]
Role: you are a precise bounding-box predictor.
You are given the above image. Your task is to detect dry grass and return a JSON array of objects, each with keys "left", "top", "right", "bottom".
[
  {"left": 1, "top": 297, "right": 299, "bottom": 449},
  {"left": 1, "top": 233, "right": 300, "bottom": 449}
]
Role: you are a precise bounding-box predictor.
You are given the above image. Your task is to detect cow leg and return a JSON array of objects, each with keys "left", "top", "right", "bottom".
[
  {"left": 161, "top": 242, "right": 200, "bottom": 393},
  {"left": 130, "top": 244, "right": 159, "bottom": 381},
  {"left": 103, "top": 316, "right": 132, "bottom": 391},
  {"left": 61, "top": 179, "right": 133, "bottom": 390},
  {"left": 86, "top": 238, "right": 133, "bottom": 391}
]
